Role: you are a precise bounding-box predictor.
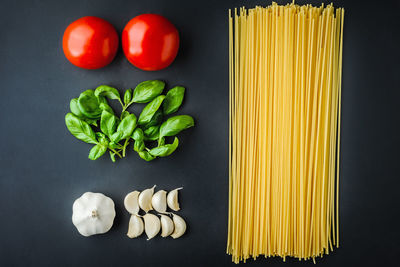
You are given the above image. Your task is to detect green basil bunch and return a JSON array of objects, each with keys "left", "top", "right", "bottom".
[{"left": 65, "top": 80, "right": 194, "bottom": 162}]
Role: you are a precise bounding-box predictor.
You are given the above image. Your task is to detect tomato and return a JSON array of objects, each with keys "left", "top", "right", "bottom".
[
  {"left": 122, "top": 14, "right": 179, "bottom": 71},
  {"left": 63, "top": 16, "right": 119, "bottom": 69}
]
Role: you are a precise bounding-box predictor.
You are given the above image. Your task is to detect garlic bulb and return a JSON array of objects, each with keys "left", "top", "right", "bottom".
[
  {"left": 127, "top": 214, "right": 144, "bottom": 238},
  {"left": 171, "top": 213, "right": 186, "bottom": 239},
  {"left": 72, "top": 192, "right": 116, "bottom": 237},
  {"left": 160, "top": 214, "right": 174, "bottom": 237},
  {"left": 167, "top": 187, "right": 183, "bottom": 211},
  {"left": 124, "top": 191, "right": 140, "bottom": 214},
  {"left": 139, "top": 185, "right": 156, "bottom": 213},
  {"left": 143, "top": 213, "right": 160, "bottom": 240},
  {"left": 152, "top": 190, "right": 167, "bottom": 213}
]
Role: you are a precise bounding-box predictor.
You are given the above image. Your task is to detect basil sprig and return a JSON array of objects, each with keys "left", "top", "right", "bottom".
[{"left": 64, "top": 81, "right": 194, "bottom": 162}]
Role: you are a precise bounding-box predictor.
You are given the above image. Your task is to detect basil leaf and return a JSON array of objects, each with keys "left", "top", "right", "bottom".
[
  {"left": 163, "top": 137, "right": 179, "bottom": 156},
  {"left": 138, "top": 151, "right": 156, "bottom": 161},
  {"left": 138, "top": 95, "right": 165, "bottom": 126},
  {"left": 132, "top": 80, "right": 165, "bottom": 103},
  {"left": 124, "top": 89, "right": 132, "bottom": 105},
  {"left": 109, "top": 142, "right": 122, "bottom": 149},
  {"left": 143, "top": 109, "right": 163, "bottom": 129},
  {"left": 100, "top": 110, "right": 117, "bottom": 137},
  {"left": 133, "top": 140, "right": 145, "bottom": 152},
  {"left": 149, "top": 137, "right": 179, "bottom": 157},
  {"left": 158, "top": 137, "right": 165, "bottom": 146},
  {"left": 88, "top": 144, "right": 107, "bottom": 160},
  {"left": 110, "top": 114, "right": 137, "bottom": 143},
  {"left": 70, "top": 98, "right": 85, "bottom": 117},
  {"left": 71, "top": 98, "right": 99, "bottom": 126},
  {"left": 149, "top": 146, "right": 169, "bottom": 157},
  {"left": 109, "top": 151, "right": 116, "bottom": 162},
  {"left": 96, "top": 132, "right": 109, "bottom": 146},
  {"left": 121, "top": 111, "right": 130, "bottom": 120},
  {"left": 159, "top": 115, "right": 194, "bottom": 138},
  {"left": 65, "top": 113, "right": 97, "bottom": 144},
  {"left": 78, "top": 90, "right": 104, "bottom": 119},
  {"left": 132, "top": 128, "right": 144, "bottom": 141},
  {"left": 86, "top": 119, "right": 98, "bottom": 127},
  {"left": 95, "top": 85, "right": 121, "bottom": 100},
  {"left": 99, "top": 102, "right": 114, "bottom": 115},
  {"left": 163, "top": 86, "right": 185, "bottom": 115},
  {"left": 144, "top": 125, "right": 160, "bottom": 141}
]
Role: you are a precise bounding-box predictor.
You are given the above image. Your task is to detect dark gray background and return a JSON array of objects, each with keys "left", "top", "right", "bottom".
[{"left": 0, "top": 0, "right": 399, "bottom": 266}]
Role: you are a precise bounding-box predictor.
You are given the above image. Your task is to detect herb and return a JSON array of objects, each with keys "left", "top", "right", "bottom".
[
  {"left": 163, "top": 86, "right": 185, "bottom": 115},
  {"left": 95, "top": 85, "right": 121, "bottom": 101},
  {"left": 88, "top": 144, "right": 108, "bottom": 160},
  {"left": 124, "top": 89, "right": 133, "bottom": 105},
  {"left": 77, "top": 90, "right": 106, "bottom": 119},
  {"left": 138, "top": 151, "right": 156, "bottom": 161},
  {"left": 143, "top": 125, "right": 160, "bottom": 141},
  {"left": 149, "top": 137, "right": 179, "bottom": 157},
  {"left": 143, "top": 109, "right": 163, "bottom": 129},
  {"left": 65, "top": 113, "right": 97, "bottom": 144},
  {"left": 110, "top": 114, "right": 137, "bottom": 143},
  {"left": 132, "top": 80, "right": 164, "bottom": 103},
  {"left": 132, "top": 128, "right": 144, "bottom": 141},
  {"left": 133, "top": 140, "right": 145, "bottom": 152},
  {"left": 100, "top": 110, "right": 118, "bottom": 137},
  {"left": 138, "top": 95, "right": 165, "bottom": 126},
  {"left": 159, "top": 115, "right": 195, "bottom": 139},
  {"left": 65, "top": 80, "right": 195, "bottom": 162}
]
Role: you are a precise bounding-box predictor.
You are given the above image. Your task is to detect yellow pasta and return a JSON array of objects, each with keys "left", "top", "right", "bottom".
[{"left": 228, "top": 2, "right": 344, "bottom": 263}]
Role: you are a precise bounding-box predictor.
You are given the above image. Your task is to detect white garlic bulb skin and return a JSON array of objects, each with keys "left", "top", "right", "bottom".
[
  {"left": 171, "top": 213, "right": 186, "bottom": 239},
  {"left": 72, "top": 192, "right": 116, "bottom": 237},
  {"left": 167, "top": 187, "right": 183, "bottom": 211},
  {"left": 139, "top": 185, "right": 156, "bottom": 213},
  {"left": 152, "top": 190, "right": 167, "bottom": 213},
  {"left": 124, "top": 191, "right": 140, "bottom": 214},
  {"left": 160, "top": 214, "right": 174, "bottom": 237},
  {"left": 127, "top": 215, "right": 144, "bottom": 238},
  {"left": 143, "top": 213, "right": 160, "bottom": 240}
]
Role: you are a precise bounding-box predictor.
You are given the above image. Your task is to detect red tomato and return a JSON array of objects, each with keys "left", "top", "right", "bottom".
[
  {"left": 122, "top": 14, "right": 179, "bottom": 71},
  {"left": 63, "top": 16, "right": 119, "bottom": 69}
]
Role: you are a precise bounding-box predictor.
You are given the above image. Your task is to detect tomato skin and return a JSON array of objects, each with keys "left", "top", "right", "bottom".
[
  {"left": 63, "top": 16, "right": 119, "bottom": 69},
  {"left": 122, "top": 14, "right": 179, "bottom": 71}
]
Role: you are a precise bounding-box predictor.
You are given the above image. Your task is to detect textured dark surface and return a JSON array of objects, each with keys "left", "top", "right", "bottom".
[{"left": 0, "top": 0, "right": 399, "bottom": 266}]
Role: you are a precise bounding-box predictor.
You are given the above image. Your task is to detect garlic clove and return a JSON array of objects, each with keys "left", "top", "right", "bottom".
[
  {"left": 127, "top": 214, "right": 144, "bottom": 238},
  {"left": 152, "top": 190, "right": 167, "bottom": 213},
  {"left": 139, "top": 185, "right": 156, "bottom": 213},
  {"left": 143, "top": 213, "right": 161, "bottom": 240},
  {"left": 160, "top": 214, "right": 174, "bottom": 237},
  {"left": 171, "top": 213, "right": 186, "bottom": 239},
  {"left": 167, "top": 187, "right": 183, "bottom": 211},
  {"left": 124, "top": 191, "right": 140, "bottom": 215}
]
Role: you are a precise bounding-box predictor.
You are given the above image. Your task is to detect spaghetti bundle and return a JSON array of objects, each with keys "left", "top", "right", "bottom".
[{"left": 227, "top": 2, "right": 344, "bottom": 263}]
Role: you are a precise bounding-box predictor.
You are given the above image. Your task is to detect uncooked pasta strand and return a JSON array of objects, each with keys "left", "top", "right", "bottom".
[{"left": 227, "top": 2, "right": 344, "bottom": 263}]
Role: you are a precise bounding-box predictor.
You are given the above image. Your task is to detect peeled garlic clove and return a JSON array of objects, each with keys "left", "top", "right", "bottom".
[
  {"left": 139, "top": 185, "right": 156, "bottom": 213},
  {"left": 127, "top": 214, "right": 144, "bottom": 238},
  {"left": 171, "top": 213, "right": 186, "bottom": 239},
  {"left": 124, "top": 191, "right": 140, "bottom": 214},
  {"left": 167, "top": 187, "right": 183, "bottom": 211},
  {"left": 152, "top": 190, "right": 167, "bottom": 213},
  {"left": 143, "top": 213, "right": 160, "bottom": 240},
  {"left": 160, "top": 214, "right": 174, "bottom": 237}
]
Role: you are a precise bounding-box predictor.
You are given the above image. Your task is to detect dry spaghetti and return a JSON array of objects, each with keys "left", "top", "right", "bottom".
[{"left": 227, "top": 2, "right": 344, "bottom": 263}]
